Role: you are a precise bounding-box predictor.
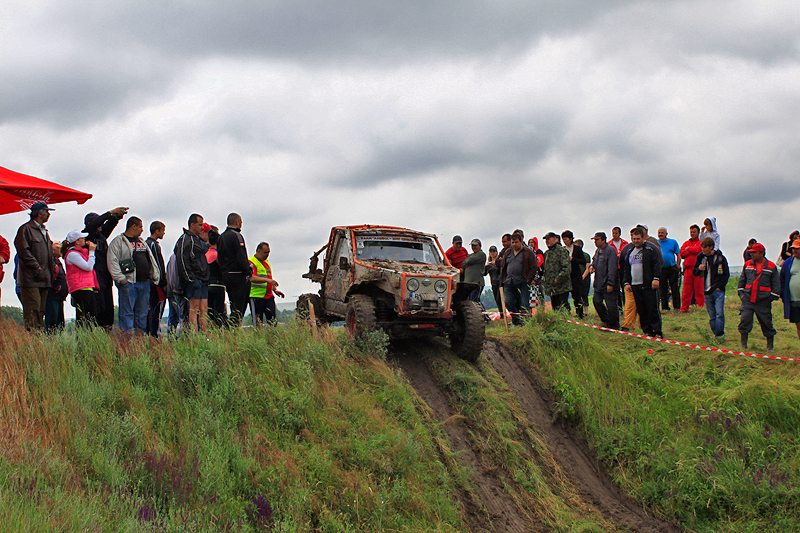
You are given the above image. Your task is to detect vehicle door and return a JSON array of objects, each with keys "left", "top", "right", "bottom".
[{"left": 323, "top": 230, "right": 352, "bottom": 316}]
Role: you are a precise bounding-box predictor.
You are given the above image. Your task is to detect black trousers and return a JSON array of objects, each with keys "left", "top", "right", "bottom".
[
  {"left": 250, "top": 296, "right": 277, "bottom": 326},
  {"left": 631, "top": 285, "right": 662, "bottom": 337},
  {"left": 96, "top": 277, "right": 115, "bottom": 329},
  {"left": 738, "top": 301, "right": 776, "bottom": 337},
  {"left": 147, "top": 286, "right": 166, "bottom": 337},
  {"left": 593, "top": 288, "right": 620, "bottom": 329},
  {"left": 208, "top": 284, "right": 228, "bottom": 327},
  {"left": 550, "top": 292, "right": 570, "bottom": 312},
  {"left": 660, "top": 265, "right": 681, "bottom": 310},
  {"left": 223, "top": 273, "right": 251, "bottom": 326},
  {"left": 72, "top": 289, "right": 99, "bottom": 328}
]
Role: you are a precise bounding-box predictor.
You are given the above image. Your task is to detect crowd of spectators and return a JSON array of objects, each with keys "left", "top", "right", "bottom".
[
  {"left": 450, "top": 222, "right": 800, "bottom": 353},
  {"left": 3, "top": 204, "right": 800, "bottom": 353},
  {"left": 3, "top": 203, "right": 283, "bottom": 336}
]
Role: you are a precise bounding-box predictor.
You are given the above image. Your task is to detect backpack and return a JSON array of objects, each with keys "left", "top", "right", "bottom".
[{"left": 166, "top": 253, "right": 182, "bottom": 297}]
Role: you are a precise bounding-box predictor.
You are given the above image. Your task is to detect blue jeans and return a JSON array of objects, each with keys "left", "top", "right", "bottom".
[
  {"left": 704, "top": 289, "right": 726, "bottom": 337},
  {"left": 117, "top": 281, "right": 151, "bottom": 333}
]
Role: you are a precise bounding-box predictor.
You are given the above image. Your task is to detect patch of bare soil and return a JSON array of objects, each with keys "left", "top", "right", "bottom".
[
  {"left": 391, "top": 340, "right": 545, "bottom": 533},
  {"left": 483, "top": 338, "right": 682, "bottom": 533}
]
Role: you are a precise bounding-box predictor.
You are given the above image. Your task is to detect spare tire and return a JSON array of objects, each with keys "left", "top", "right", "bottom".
[
  {"left": 345, "top": 294, "right": 377, "bottom": 338},
  {"left": 450, "top": 300, "right": 485, "bottom": 362},
  {"left": 297, "top": 293, "right": 324, "bottom": 324}
]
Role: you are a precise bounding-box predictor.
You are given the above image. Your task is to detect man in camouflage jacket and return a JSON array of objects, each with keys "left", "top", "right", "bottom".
[{"left": 542, "top": 232, "right": 572, "bottom": 311}]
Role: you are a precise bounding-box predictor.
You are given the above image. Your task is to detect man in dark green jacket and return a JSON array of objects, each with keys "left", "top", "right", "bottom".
[{"left": 542, "top": 232, "right": 572, "bottom": 311}]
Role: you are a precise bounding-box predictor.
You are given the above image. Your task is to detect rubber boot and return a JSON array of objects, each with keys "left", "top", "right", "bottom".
[
  {"left": 739, "top": 333, "right": 748, "bottom": 350},
  {"left": 766, "top": 336, "right": 774, "bottom": 353}
]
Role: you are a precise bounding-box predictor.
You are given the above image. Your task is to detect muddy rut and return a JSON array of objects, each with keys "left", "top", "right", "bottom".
[{"left": 392, "top": 337, "right": 681, "bottom": 533}]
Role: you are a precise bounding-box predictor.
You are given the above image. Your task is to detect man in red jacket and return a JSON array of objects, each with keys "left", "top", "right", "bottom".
[
  {"left": 0, "top": 234, "right": 9, "bottom": 307},
  {"left": 679, "top": 224, "right": 704, "bottom": 312}
]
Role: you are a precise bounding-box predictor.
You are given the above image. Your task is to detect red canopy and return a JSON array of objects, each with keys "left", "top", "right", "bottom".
[{"left": 0, "top": 165, "right": 92, "bottom": 216}]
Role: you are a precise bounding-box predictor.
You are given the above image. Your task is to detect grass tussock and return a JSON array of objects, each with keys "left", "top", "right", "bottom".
[
  {"left": 494, "top": 293, "right": 800, "bottom": 533},
  {"left": 0, "top": 319, "right": 462, "bottom": 532}
]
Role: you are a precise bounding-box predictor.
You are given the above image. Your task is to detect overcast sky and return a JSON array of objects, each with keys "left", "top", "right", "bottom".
[{"left": 2, "top": 0, "right": 799, "bottom": 312}]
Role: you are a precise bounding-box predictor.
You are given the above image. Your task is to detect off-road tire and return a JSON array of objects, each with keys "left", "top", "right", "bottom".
[
  {"left": 346, "top": 295, "right": 377, "bottom": 338},
  {"left": 296, "top": 293, "right": 325, "bottom": 324},
  {"left": 450, "top": 300, "right": 485, "bottom": 362}
]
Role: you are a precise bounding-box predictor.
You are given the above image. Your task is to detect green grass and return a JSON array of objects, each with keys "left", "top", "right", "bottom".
[
  {"left": 0, "top": 322, "right": 463, "bottom": 532},
  {"left": 492, "top": 279, "right": 800, "bottom": 532}
]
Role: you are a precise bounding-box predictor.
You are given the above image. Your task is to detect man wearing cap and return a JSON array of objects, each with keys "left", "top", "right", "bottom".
[
  {"left": 460, "top": 239, "right": 487, "bottom": 303},
  {"left": 83, "top": 206, "right": 129, "bottom": 330},
  {"left": 657, "top": 227, "right": 681, "bottom": 311},
  {"left": 14, "top": 202, "right": 55, "bottom": 330},
  {"left": 542, "top": 232, "right": 572, "bottom": 312},
  {"left": 501, "top": 234, "right": 537, "bottom": 325},
  {"left": 780, "top": 239, "right": 800, "bottom": 342},
  {"left": 588, "top": 232, "right": 619, "bottom": 330},
  {"left": 737, "top": 242, "right": 780, "bottom": 352},
  {"left": 445, "top": 236, "right": 468, "bottom": 275}
]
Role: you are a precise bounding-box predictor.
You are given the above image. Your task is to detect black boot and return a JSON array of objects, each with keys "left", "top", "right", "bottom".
[
  {"left": 739, "top": 333, "right": 748, "bottom": 350},
  {"left": 767, "top": 336, "right": 774, "bottom": 353}
]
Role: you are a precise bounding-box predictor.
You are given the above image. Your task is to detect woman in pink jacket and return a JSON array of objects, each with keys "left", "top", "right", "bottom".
[{"left": 62, "top": 230, "right": 99, "bottom": 327}]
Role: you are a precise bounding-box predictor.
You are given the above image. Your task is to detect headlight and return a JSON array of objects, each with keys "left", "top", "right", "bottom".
[
  {"left": 406, "top": 278, "right": 420, "bottom": 292},
  {"left": 434, "top": 279, "right": 448, "bottom": 293}
]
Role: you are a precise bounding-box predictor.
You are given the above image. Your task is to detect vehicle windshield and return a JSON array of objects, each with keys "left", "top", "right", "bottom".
[{"left": 355, "top": 236, "right": 445, "bottom": 265}]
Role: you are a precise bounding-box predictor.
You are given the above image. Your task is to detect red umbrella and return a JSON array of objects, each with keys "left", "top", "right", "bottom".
[{"left": 0, "top": 165, "right": 92, "bottom": 216}]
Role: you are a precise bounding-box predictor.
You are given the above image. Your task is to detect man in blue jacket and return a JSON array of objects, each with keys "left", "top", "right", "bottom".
[{"left": 658, "top": 227, "right": 681, "bottom": 311}]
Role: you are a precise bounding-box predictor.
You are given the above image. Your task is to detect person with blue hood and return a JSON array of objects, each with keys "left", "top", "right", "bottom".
[
  {"left": 83, "top": 206, "right": 128, "bottom": 330},
  {"left": 700, "top": 217, "right": 720, "bottom": 251}
]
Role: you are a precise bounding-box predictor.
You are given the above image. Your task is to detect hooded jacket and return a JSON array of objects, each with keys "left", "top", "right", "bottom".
[
  {"left": 542, "top": 243, "right": 571, "bottom": 295},
  {"left": 174, "top": 229, "right": 210, "bottom": 285},
  {"left": 700, "top": 217, "right": 721, "bottom": 251}
]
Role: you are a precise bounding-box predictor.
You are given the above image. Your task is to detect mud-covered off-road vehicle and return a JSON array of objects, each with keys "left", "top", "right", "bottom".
[{"left": 298, "top": 225, "right": 485, "bottom": 361}]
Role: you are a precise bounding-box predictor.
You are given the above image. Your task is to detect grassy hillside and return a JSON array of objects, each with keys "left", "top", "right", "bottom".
[
  {"left": 500, "top": 281, "right": 800, "bottom": 532},
  {"left": 0, "top": 323, "right": 462, "bottom": 532},
  {"left": 2, "top": 278, "right": 799, "bottom": 532}
]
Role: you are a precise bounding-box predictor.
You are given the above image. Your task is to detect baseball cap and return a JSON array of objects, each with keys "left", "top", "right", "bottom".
[
  {"left": 748, "top": 243, "right": 766, "bottom": 253},
  {"left": 791, "top": 240, "right": 800, "bottom": 249},
  {"left": 30, "top": 202, "right": 54, "bottom": 212},
  {"left": 470, "top": 238, "right": 481, "bottom": 246},
  {"left": 543, "top": 232, "right": 559, "bottom": 240},
  {"left": 65, "top": 230, "right": 88, "bottom": 243},
  {"left": 592, "top": 232, "right": 607, "bottom": 240},
  {"left": 202, "top": 223, "right": 211, "bottom": 232},
  {"left": 452, "top": 235, "right": 463, "bottom": 243},
  {"left": 489, "top": 245, "right": 497, "bottom": 252}
]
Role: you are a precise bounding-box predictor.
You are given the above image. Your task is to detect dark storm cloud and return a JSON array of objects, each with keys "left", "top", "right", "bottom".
[
  {"left": 45, "top": 0, "right": 635, "bottom": 63},
  {"left": 334, "top": 109, "right": 568, "bottom": 187}
]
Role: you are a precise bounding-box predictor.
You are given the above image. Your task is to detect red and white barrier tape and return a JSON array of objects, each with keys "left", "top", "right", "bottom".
[{"left": 561, "top": 319, "right": 800, "bottom": 362}]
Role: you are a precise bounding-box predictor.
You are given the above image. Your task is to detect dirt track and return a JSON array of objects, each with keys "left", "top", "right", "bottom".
[{"left": 391, "top": 337, "right": 682, "bottom": 533}]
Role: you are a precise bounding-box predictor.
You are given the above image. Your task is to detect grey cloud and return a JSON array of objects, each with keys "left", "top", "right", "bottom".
[
  {"left": 334, "top": 109, "right": 568, "bottom": 187},
  {"left": 45, "top": 0, "right": 636, "bottom": 64}
]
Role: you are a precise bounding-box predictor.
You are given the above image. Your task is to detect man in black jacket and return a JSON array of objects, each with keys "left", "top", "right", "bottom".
[
  {"left": 83, "top": 206, "right": 128, "bottom": 330},
  {"left": 146, "top": 221, "right": 167, "bottom": 336},
  {"left": 694, "top": 237, "right": 730, "bottom": 341},
  {"left": 217, "top": 213, "right": 251, "bottom": 326},
  {"left": 622, "top": 227, "right": 663, "bottom": 338},
  {"left": 175, "top": 213, "right": 210, "bottom": 331}
]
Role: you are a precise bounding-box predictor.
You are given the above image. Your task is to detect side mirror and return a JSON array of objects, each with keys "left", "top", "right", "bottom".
[{"left": 339, "top": 256, "right": 350, "bottom": 271}]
